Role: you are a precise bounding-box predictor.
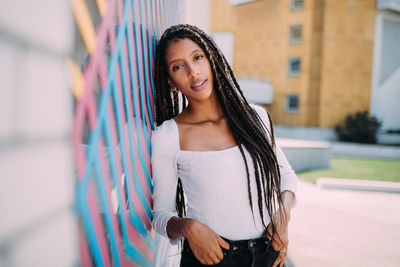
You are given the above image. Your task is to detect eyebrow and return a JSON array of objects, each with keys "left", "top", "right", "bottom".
[{"left": 167, "top": 49, "right": 202, "bottom": 67}]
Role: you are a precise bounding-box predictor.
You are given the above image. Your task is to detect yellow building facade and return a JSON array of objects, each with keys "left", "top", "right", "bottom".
[{"left": 210, "top": 0, "right": 376, "bottom": 128}]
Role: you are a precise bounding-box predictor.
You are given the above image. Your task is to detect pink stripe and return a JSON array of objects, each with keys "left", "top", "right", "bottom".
[
  {"left": 73, "top": 0, "right": 117, "bottom": 179},
  {"left": 73, "top": 0, "right": 168, "bottom": 263},
  {"left": 121, "top": 37, "right": 133, "bottom": 110},
  {"left": 112, "top": 53, "right": 152, "bottom": 229},
  {"left": 116, "top": 0, "right": 123, "bottom": 25},
  {"left": 106, "top": 100, "right": 154, "bottom": 260},
  {"left": 118, "top": 26, "right": 152, "bottom": 206},
  {"left": 167, "top": 0, "right": 170, "bottom": 26},
  {"left": 95, "top": 1, "right": 152, "bottom": 231},
  {"left": 127, "top": 9, "right": 153, "bottom": 203},
  {"left": 97, "top": 137, "right": 124, "bottom": 264},
  {"left": 87, "top": 184, "right": 112, "bottom": 266},
  {"left": 120, "top": 112, "right": 152, "bottom": 229},
  {"left": 132, "top": 122, "right": 153, "bottom": 210},
  {"left": 72, "top": 106, "right": 86, "bottom": 179},
  {"left": 73, "top": 60, "right": 97, "bottom": 179},
  {"left": 78, "top": 224, "right": 93, "bottom": 267},
  {"left": 136, "top": 6, "right": 153, "bottom": 170}
]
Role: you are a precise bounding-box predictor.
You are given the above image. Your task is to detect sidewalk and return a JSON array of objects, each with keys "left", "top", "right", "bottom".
[{"left": 287, "top": 179, "right": 400, "bottom": 267}]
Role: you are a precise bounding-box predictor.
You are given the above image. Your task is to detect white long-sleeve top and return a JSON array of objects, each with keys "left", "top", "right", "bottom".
[{"left": 151, "top": 104, "right": 297, "bottom": 244}]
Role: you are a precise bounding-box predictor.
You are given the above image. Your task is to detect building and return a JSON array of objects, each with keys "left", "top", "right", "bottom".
[{"left": 209, "top": 0, "right": 400, "bottom": 131}]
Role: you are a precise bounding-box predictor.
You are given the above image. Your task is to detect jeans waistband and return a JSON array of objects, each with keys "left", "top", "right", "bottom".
[
  {"left": 220, "top": 234, "right": 272, "bottom": 252},
  {"left": 182, "top": 234, "right": 276, "bottom": 267}
]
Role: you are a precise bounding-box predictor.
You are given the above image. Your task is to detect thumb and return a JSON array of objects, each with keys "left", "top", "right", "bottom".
[{"left": 217, "top": 236, "right": 230, "bottom": 250}]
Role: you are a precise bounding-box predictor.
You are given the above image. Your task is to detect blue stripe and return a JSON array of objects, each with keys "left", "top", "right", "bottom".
[
  {"left": 77, "top": 176, "right": 104, "bottom": 267},
  {"left": 131, "top": 0, "right": 153, "bottom": 191},
  {"left": 102, "top": 119, "right": 153, "bottom": 265},
  {"left": 93, "top": 153, "right": 122, "bottom": 267}
]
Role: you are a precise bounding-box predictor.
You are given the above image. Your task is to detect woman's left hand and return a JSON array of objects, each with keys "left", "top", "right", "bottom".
[
  {"left": 266, "top": 209, "right": 290, "bottom": 267},
  {"left": 266, "top": 190, "right": 295, "bottom": 267}
]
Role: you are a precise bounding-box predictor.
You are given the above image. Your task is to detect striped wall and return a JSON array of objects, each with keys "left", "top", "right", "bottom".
[{"left": 70, "top": 0, "right": 185, "bottom": 266}]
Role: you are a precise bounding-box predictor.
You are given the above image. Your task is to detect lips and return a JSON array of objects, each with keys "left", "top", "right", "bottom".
[{"left": 190, "top": 79, "right": 207, "bottom": 91}]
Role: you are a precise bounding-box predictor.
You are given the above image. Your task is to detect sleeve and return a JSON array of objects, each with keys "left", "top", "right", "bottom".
[
  {"left": 151, "top": 122, "right": 182, "bottom": 245},
  {"left": 250, "top": 104, "right": 298, "bottom": 200}
]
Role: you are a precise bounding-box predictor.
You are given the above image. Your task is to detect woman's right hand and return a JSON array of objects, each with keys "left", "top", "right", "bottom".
[{"left": 183, "top": 219, "right": 230, "bottom": 265}]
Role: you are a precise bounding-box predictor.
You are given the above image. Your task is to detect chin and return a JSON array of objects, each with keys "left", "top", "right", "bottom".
[{"left": 185, "top": 89, "right": 212, "bottom": 102}]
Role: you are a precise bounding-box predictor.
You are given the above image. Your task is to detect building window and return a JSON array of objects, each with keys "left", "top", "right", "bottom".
[
  {"left": 291, "top": 0, "right": 304, "bottom": 10},
  {"left": 289, "top": 25, "right": 303, "bottom": 43},
  {"left": 285, "top": 94, "right": 299, "bottom": 113},
  {"left": 288, "top": 57, "right": 301, "bottom": 75},
  {"left": 230, "top": 0, "right": 258, "bottom": 5}
]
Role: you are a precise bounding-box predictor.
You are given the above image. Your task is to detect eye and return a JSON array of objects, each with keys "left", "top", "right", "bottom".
[
  {"left": 172, "top": 65, "right": 182, "bottom": 71},
  {"left": 194, "top": 54, "right": 203, "bottom": 61}
]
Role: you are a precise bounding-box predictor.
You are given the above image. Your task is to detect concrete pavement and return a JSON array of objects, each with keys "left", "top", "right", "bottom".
[{"left": 287, "top": 179, "right": 400, "bottom": 267}]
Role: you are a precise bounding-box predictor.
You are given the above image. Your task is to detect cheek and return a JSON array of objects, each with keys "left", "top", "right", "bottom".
[
  {"left": 169, "top": 72, "right": 186, "bottom": 86},
  {"left": 204, "top": 62, "right": 213, "bottom": 75}
]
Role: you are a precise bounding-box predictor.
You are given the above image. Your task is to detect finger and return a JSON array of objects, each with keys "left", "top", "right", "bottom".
[
  {"left": 203, "top": 251, "right": 220, "bottom": 265},
  {"left": 199, "top": 258, "right": 207, "bottom": 265},
  {"left": 271, "top": 238, "right": 282, "bottom": 252},
  {"left": 271, "top": 232, "right": 283, "bottom": 245},
  {"left": 217, "top": 236, "right": 230, "bottom": 250},
  {"left": 278, "top": 256, "right": 286, "bottom": 267},
  {"left": 210, "top": 254, "right": 221, "bottom": 265},
  {"left": 272, "top": 258, "right": 281, "bottom": 267},
  {"left": 205, "top": 257, "right": 216, "bottom": 265},
  {"left": 200, "top": 257, "right": 210, "bottom": 265},
  {"left": 272, "top": 254, "right": 285, "bottom": 267},
  {"left": 277, "top": 250, "right": 287, "bottom": 264},
  {"left": 270, "top": 234, "right": 288, "bottom": 250},
  {"left": 215, "top": 247, "right": 224, "bottom": 261}
]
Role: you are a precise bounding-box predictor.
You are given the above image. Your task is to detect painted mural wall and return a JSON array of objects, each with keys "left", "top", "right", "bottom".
[
  {"left": 70, "top": 0, "right": 185, "bottom": 266},
  {"left": 1, "top": 0, "right": 202, "bottom": 266}
]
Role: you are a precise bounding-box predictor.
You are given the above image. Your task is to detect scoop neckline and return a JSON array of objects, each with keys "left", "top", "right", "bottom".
[{"left": 170, "top": 119, "right": 239, "bottom": 153}]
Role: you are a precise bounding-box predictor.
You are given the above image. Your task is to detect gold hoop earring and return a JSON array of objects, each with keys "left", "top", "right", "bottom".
[
  {"left": 168, "top": 81, "right": 178, "bottom": 92},
  {"left": 170, "top": 85, "right": 178, "bottom": 92}
]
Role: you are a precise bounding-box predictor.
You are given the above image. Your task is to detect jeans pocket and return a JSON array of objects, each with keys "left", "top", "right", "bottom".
[
  {"left": 180, "top": 249, "right": 200, "bottom": 267},
  {"left": 220, "top": 247, "right": 229, "bottom": 264},
  {"left": 262, "top": 238, "right": 280, "bottom": 258},
  {"left": 270, "top": 245, "right": 279, "bottom": 254},
  {"left": 181, "top": 244, "right": 228, "bottom": 266}
]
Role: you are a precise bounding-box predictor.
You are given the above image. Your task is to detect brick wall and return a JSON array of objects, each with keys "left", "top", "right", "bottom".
[{"left": 0, "top": 0, "right": 76, "bottom": 266}]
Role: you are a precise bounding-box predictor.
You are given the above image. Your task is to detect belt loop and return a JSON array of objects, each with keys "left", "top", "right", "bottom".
[
  {"left": 248, "top": 239, "right": 256, "bottom": 267},
  {"left": 262, "top": 233, "right": 272, "bottom": 252},
  {"left": 228, "top": 240, "right": 233, "bottom": 255},
  {"left": 266, "top": 239, "right": 271, "bottom": 252}
]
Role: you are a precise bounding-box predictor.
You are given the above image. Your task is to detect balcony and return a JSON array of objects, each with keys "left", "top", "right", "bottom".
[
  {"left": 377, "top": 0, "right": 400, "bottom": 12},
  {"left": 236, "top": 77, "right": 274, "bottom": 104}
]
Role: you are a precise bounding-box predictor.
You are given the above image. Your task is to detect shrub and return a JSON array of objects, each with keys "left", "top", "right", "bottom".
[
  {"left": 387, "top": 129, "right": 400, "bottom": 134},
  {"left": 334, "top": 111, "right": 382, "bottom": 144}
]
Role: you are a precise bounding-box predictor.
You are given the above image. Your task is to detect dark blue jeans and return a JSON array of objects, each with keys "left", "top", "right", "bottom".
[{"left": 180, "top": 235, "right": 281, "bottom": 267}]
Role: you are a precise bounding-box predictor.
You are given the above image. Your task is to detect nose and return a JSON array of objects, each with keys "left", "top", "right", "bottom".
[{"left": 187, "top": 63, "right": 199, "bottom": 80}]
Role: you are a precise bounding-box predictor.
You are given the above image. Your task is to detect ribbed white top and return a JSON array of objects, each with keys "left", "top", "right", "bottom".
[{"left": 151, "top": 104, "right": 297, "bottom": 244}]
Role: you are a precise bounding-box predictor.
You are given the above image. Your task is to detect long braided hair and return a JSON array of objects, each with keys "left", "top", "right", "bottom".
[{"left": 154, "top": 24, "right": 285, "bottom": 239}]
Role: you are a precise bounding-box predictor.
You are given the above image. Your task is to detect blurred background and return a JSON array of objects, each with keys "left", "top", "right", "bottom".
[{"left": 0, "top": 0, "right": 399, "bottom": 266}]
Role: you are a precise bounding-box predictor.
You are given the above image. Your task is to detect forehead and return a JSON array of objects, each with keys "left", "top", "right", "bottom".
[{"left": 165, "top": 38, "right": 203, "bottom": 62}]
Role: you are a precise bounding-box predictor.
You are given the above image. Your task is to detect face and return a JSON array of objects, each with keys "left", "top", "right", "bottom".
[{"left": 164, "top": 38, "right": 214, "bottom": 102}]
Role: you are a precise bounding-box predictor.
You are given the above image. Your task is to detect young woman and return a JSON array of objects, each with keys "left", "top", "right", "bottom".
[{"left": 151, "top": 24, "right": 297, "bottom": 267}]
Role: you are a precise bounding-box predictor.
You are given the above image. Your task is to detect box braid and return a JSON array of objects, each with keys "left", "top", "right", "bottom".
[{"left": 154, "top": 24, "right": 286, "bottom": 240}]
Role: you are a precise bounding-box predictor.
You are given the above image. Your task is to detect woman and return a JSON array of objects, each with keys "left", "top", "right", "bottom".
[{"left": 151, "top": 24, "right": 297, "bottom": 267}]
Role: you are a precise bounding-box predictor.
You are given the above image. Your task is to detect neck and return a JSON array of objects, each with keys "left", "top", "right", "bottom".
[{"left": 186, "top": 91, "right": 224, "bottom": 122}]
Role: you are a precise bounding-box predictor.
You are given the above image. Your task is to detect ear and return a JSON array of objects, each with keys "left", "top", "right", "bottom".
[{"left": 167, "top": 79, "right": 175, "bottom": 87}]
